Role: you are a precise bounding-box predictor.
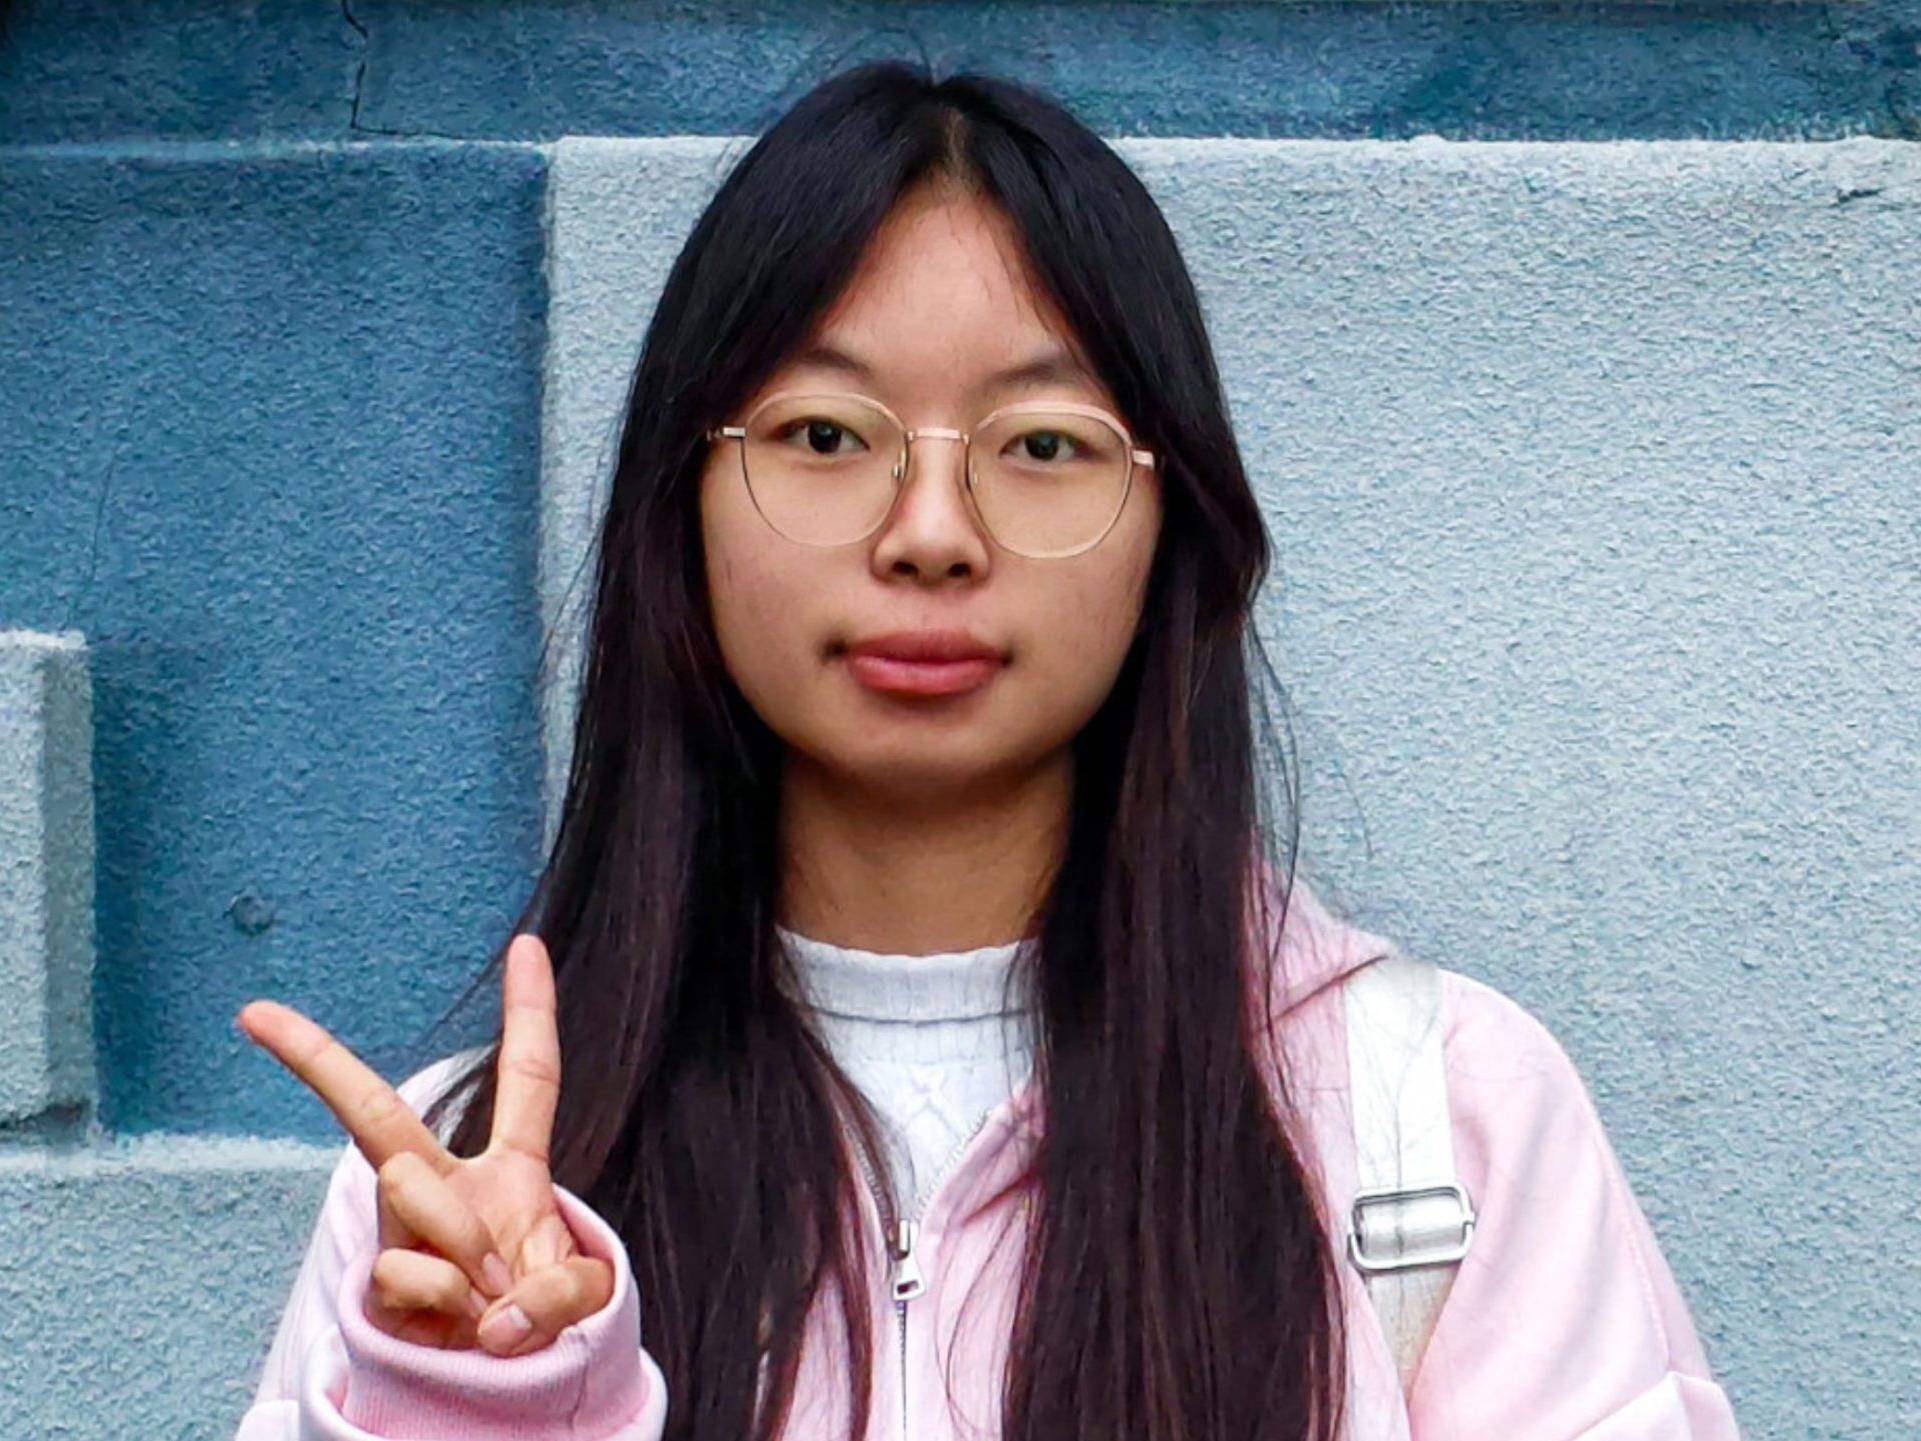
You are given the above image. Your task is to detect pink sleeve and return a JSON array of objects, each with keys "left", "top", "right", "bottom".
[
  {"left": 234, "top": 1055, "right": 668, "bottom": 1440},
  {"left": 319, "top": 1181, "right": 666, "bottom": 1439},
  {"left": 1404, "top": 972, "right": 1744, "bottom": 1441}
]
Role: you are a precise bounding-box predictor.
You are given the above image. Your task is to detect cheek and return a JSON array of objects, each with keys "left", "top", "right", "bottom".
[
  {"left": 701, "top": 470, "right": 809, "bottom": 706},
  {"left": 1013, "top": 534, "right": 1157, "bottom": 733},
  {"left": 1050, "top": 567, "right": 1146, "bottom": 671},
  {"left": 1072, "top": 493, "right": 1158, "bottom": 661}
]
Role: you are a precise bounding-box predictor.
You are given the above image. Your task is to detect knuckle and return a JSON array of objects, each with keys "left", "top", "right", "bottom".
[
  {"left": 572, "top": 1260, "right": 610, "bottom": 1321},
  {"left": 370, "top": 1249, "right": 407, "bottom": 1297},
  {"left": 499, "top": 1135, "right": 552, "bottom": 1167},
  {"left": 553, "top": 1265, "right": 587, "bottom": 1315},
  {"left": 350, "top": 1085, "right": 407, "bottom": 1133},
  {"left": 437, "top": 1270, "right": 470, "bottom": 1312},
  {"left": 300, "top": 1031, "right": 341, "bottom": 1068},
  {"left": 580, "top": 1257, "right": 613, "bottom": 1310},
  {"left": 552, "top": 1258, "right": 607, "bottom": 1322},
  {"left": 498, "top": 1051, "right": 561, "bottom": 1089}
]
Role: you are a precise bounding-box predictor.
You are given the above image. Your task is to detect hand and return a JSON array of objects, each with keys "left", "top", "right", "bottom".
[{"left": 236, "top": 934, "right": 613, "bottom": 1357}]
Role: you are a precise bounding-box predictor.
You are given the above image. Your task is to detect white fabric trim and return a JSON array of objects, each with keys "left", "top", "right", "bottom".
[{"left": 1344, "top": 948, "right": 1474, "bottom": 1396}]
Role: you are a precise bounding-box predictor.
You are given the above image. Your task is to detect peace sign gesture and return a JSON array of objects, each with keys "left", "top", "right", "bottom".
[{"left": 236, "top": 934, "right": 612, "bottom": 1356}]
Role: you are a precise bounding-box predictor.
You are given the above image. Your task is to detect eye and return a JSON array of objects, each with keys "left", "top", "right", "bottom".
[
  {"left": 774, "top": 416, "right": 871, "bottom": 457},
  {"left": 1005, "top": 427, "right": 1078, "bottom": 464}
]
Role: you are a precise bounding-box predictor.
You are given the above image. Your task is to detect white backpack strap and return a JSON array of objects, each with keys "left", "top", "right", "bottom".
[{"left": 1343, "top": 948, "right": 1477, "bottom": 1396}]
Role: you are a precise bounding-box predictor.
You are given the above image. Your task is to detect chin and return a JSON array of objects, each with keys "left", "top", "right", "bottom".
[{"left": 831, "top": 735, "right": 1009, "bottom": 788}]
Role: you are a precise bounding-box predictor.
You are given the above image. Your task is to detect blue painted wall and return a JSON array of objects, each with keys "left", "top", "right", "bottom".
[
  {"left": 1, "top": 142, "right": 549, "bottom": 1136},
  {"left": 2, "top": 0, "right": 1919, "bottom": 145},
  {"left": 3, "top": 6, "right": 1916, "bottom": 1437}
]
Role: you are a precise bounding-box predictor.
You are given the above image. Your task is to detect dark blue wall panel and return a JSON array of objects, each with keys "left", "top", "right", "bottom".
[
  {"left": 2, "top": 0, "right": 1917, "bottom": 144},
  {"left": 0, "top": 142, "right": 549, "bottom": 1137}
]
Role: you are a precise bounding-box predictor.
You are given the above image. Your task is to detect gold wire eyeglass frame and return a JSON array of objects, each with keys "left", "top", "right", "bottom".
[{"left": 704, "top": 390, "right": 1158, "bottom": 559}]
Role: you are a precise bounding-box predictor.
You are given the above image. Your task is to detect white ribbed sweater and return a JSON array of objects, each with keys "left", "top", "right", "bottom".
[{"left": 775, "top": 924, "right": 1039, "bottom": 1217}]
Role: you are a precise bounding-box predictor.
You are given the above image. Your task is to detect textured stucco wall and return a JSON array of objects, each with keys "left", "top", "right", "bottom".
[
  {"left": 2, "top": 0, "right": 1920, "bottom": 143},
  {"left": 1, "top": 141, "right": 550, "bottom": 1139},
  {"left": 3, "top": 8, "right": 1917, "bottom": 1438},
  {"left": 540, "top": 134, "right": 1918, "bottom": 1438},
  {"left": 0, "top": 631, "right": 95, "bottom": 1123},
  {"left": 0, "top": 1136, "right": 337, "bottom": 1431}
]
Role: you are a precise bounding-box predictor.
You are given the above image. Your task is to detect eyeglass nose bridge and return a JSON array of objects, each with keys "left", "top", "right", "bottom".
[
  {"left": 892, "top": 425, "right": 970, "bottom": 482},
  {"left": 882, "top": 425, "right": 992, "bottom": 563}
]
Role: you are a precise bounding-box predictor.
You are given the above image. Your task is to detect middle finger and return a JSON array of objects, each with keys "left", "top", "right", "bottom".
[{"left": 489, "top": 935, "right": 562, "bottom": 1164}]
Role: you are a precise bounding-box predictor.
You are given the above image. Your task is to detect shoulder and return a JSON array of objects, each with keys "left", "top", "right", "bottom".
[
  {"left": 1320, "top": 951, "right": 1613, "bottom": 1203},
  {"left": 1424, "top": 962, "right": 1684, "bottom": 1342},
  {"left": 1430, "top": 965, "right": 1614, "bottom": 1168},
  {"left": 1327, "top": 950, "right": 1644, "bottom": 1263},
  {"left": 1380, "top": 960, "right": 1632, "bottom": 1224},
  {"left": 1263, "top": 911, "right": 1735, "bottom": 1419},
  {"left": 1436, "top": 966, "right": 1586, "bottom": 1090},
  {"left": 1399, "top": 966, "right": 1736, "bottom": 1425}
]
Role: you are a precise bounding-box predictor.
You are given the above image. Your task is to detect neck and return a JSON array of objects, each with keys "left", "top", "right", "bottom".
[{"left": 776, "top": 747, "right": 1071, "bottom": 954}]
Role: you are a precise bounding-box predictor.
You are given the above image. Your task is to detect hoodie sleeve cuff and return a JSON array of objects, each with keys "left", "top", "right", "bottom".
[{"left": 331, "top": 1182, "right": 663, "bottom": 1440}]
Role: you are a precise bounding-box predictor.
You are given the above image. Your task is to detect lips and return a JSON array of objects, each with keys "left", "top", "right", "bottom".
[
  {"left": 845, "top": 629, "right": 1004, "bottom": 663},
  {"left": 840, "top": 629, "right": 1007, "bottom": 698}
]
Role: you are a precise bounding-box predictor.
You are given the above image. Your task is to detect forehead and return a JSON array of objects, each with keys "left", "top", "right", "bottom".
[{"left": 785, "top": 188, "right": 1107, "bottom": 403}]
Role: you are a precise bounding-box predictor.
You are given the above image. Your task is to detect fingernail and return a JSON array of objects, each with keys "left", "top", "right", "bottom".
[
  {"left": 482, "top": 1253, "right": 512, "bottom": 1295},
  {"left": 479, "top": 1302, "right": 531, "bottom": 1352}
]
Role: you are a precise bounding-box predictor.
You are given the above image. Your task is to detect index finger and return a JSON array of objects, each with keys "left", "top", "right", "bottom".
[{"left": 236, "top": 999, "right": 456, "bottom": 1176}]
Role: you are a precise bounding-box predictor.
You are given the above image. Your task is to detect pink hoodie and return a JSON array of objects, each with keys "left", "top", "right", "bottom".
[{"left": 236, "top": 878, "right": 1743, "bottom": 1439}]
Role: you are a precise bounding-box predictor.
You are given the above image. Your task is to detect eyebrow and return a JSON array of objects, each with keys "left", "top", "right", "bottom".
[{"left": 786, "top": 341, "right": 1098, "bottom": 396}]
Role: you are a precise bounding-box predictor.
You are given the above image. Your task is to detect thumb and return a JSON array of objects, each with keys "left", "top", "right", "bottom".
[{"left": 475, "top": 1255, "right": 615, "bottom": 1357}]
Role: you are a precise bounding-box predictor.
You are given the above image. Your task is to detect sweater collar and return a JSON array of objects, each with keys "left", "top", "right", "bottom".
[
  {"left": 774, "top": 866, "right": 1392, "bottom": 1029},
  {"left": 775, "top": 925, "right": 1039, "bottom": 1022}
]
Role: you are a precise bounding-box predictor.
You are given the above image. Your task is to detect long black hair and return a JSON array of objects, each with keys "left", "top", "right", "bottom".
[{"left": 421, "top": 58, "right": 1347, "bottom": 1441}]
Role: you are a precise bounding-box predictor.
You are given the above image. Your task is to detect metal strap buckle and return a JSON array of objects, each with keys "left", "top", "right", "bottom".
[{"left": 1346, "top": 1181, "right": 1477, "bottom": 1273}]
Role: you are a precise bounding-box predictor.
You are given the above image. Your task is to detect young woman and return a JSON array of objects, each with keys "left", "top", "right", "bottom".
[{"left": 234, "top": 61, "right": 1741, "bottom": 1441}]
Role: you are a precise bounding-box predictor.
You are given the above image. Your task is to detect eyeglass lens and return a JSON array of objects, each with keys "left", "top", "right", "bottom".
[{"left": 735, "top": 394, "right": 1132, "bottom": 558}]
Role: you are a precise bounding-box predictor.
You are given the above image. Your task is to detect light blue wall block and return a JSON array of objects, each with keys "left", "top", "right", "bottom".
[
  {"left": 0, "top": 1136, "right": 338, "bottom": 1437},
  {"left": 543, "top": 136, "right": 1919, "bottom": 1439},
  {"left": 536, "top": 137, "right": 752, "bottom": 844},
  {"left": 0, "top": 629, "right": 96, "bottom": 1125}
]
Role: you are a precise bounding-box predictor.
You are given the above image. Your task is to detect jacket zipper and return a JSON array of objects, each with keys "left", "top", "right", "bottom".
[{"left": 845, "top": 1106, "right": 1003, "bottom": 1441}]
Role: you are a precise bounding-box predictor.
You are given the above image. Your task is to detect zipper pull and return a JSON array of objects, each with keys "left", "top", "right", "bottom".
[{"left": 890, "top": 1218, "right": 925, "bottom": 1301}]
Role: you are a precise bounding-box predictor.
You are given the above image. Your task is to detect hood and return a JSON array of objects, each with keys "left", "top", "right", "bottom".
[{"left": 1252, "top": 862, "right": 1401, "bottom": 1018}]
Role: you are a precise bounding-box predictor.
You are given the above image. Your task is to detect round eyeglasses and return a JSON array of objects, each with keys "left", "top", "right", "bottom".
[{"left": 705, "top": 391, "right": 1156, "bottom": 559}]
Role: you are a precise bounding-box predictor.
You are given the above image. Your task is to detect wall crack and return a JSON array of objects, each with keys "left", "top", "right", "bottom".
[
  {"left": 339, "top": 0, "right": 473, "bottom": 141},
  {"left": 340, "top": 0, "right": 368, "bottom": 134}
]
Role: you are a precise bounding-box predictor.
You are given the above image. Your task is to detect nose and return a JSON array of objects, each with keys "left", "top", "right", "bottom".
[{"left": 867, "top": 429, "right": 994, "bottom": 583}]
